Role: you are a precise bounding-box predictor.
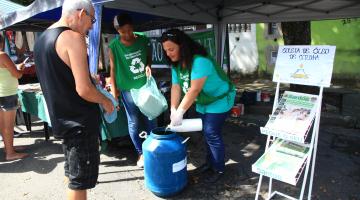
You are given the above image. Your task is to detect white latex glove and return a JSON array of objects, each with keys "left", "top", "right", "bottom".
[
  {"left": 170, "top": 107, "right": 177, "bottom": 122},
  {"left": 170, "top": 108, "right": 185, "bottom": 126}
]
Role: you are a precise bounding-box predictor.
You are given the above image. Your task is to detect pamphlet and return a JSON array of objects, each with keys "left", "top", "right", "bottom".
[
  {"left": 252, "top": 138, "right": 310, "bottom": 185},
  {"left": 263, "top": 91, "right": 318, "bottom": 137}
]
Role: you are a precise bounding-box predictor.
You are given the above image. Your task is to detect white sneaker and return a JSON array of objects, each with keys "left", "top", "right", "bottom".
[
  {"left": 136, "top": 154, "right": 144, "bottom": 168},
  {"left": 0, "top": 135, "right": 2, "bottom": 141}
]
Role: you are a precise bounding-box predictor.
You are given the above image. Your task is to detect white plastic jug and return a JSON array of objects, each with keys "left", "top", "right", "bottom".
[{"left": 167, "top": 118, "right": 203, "bottom": 132}]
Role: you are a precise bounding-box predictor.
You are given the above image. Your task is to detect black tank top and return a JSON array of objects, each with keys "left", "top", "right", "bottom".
[{"left": 34, "top": 27, "right": 101, "bottom": 138}]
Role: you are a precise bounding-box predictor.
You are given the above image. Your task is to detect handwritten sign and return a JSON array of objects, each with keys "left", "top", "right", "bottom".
[{"left": 273, "top": 45, "right": 336, "bottom": 87}]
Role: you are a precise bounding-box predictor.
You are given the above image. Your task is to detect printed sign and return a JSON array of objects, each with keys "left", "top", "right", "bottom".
[{"left": 273, "top": 45, "right": 336, "bottom": 87}]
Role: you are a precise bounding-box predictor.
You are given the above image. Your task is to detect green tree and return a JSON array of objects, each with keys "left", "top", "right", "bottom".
[
  {"left": 281, "top": 21, "right": 319, "bottom": 94},
  {"left": 281, "top": 21, "right": 311, "bottom": 45}
]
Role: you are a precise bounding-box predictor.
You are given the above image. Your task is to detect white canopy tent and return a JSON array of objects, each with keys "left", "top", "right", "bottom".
[
  {"left": 1, "top": 0, "right": 359, "bottom": 67},
  {"left": 0, "top": 0, "right": 24, "bottom": 15},
  {"left": 103, "top": 0, "right": 360, "bottom": 23},
  {"left": 102, "top": 0, "right": 360, "bottom": 64},
  {"left": 2, "top": 0, "right": 360, "bottom": 26}
]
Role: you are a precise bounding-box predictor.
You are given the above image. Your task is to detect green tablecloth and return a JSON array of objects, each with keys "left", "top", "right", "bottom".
[
  {"left": 17, "top": 90, "right": 50, "bottom": 124},
  {"left": 100, "top": 102, "right": 129, "bottom": 141},
  {"left": 17, "top": 88, "right": 128, "bottom": 141}
]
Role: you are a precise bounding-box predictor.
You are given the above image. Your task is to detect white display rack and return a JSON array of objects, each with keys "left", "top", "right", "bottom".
[
  {"left": 253, "top": 45, "right": 336, "bottom": 200},
  {"left": 254, "top": 85, "right": 322, "bottom": 200}
]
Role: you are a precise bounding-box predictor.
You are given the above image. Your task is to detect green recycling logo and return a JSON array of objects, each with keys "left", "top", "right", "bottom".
[
  {"left": 130, "top": 57, "right": 145, "bottom": 74},
  {"left": 182, "top": 81, "right": 189, "bottom": 94},
  {"left": 180, "top": 73, "right": 190, "bottom": 94}
]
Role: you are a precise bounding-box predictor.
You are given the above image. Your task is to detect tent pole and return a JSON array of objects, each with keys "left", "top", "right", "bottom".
[
  {"left": 214, "top": 23, "right": 220, "bottom": 63},
  {"left": 89, "top": 3, "right": 103, "bottom": 75},
  {"left": 225, "top": 24, "right": 230, "bottom": 77}
]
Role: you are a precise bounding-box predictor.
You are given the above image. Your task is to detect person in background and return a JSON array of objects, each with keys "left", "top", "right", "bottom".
[
  {"left": 161, "top": 29, "right": 235, "bottom": 183},
  {"left": 108, "top": 13, "right": 156, "bottom": 168},
  {"left": 34, "top": 0, "right": 114, "bottom": 199},
  {"left": 0, "top": 34, "right": 29, "bottom": 161}
]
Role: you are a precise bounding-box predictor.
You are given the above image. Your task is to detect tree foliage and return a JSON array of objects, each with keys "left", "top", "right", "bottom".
[
  {"left": 281, "top": 21, "right": 311, "bottom": 45},
  {"left": 281, "top": 21, "right": 318, "bottom": 94}
]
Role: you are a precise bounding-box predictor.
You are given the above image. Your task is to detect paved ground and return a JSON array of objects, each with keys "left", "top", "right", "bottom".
[{"left": 1, "top": 108, "right": 359, "bottom": 200}]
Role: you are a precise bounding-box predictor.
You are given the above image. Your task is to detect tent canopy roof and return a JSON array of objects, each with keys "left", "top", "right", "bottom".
[
  {"left": 4, "top": 6, "right": 196, "bottom": 32},
  {"left": 102, "top": 0, "right": 360, "bottom": 23},
  {"left": 1, "top": 0, "right": 360, "bottom": 31},
  {"left": 0, "top": 0, "right": 24, "bottom": 15}
]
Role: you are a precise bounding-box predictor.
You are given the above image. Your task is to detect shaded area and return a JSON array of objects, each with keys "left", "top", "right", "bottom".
[{"left": 0, "top": 78, "right": 359, "bottom": 199}]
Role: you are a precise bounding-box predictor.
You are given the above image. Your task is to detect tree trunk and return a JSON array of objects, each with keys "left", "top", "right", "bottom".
[{"left": 281, "top": 21, "right": 319, "bottom": 94}]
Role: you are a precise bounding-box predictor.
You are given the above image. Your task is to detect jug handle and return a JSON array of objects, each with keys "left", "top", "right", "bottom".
[
  {"left": 139, "top": 131, "right": 148, "bottom": 139},
  {"left": 182, "top": 137, "right": 190, "bottom": 144}
]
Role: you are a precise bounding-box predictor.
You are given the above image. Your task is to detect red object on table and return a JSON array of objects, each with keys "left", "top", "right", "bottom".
[{"left": 23, "top": 65, "right": 36, "bottom": 77}]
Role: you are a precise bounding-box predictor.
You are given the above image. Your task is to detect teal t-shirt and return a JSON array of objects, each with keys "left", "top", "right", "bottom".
[
  {"left": 172, "top": 56, "right": 235, "bottom": 114},
  {"left": 109, "top": 33, "right": 150, "bottom": 91}
]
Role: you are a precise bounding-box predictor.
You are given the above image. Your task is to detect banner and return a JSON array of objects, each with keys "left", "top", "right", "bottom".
[{"left": 149, "top": 30, "right": 227, "bottom": 68}]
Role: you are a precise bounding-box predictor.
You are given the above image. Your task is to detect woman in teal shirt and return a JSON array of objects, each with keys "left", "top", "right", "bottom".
[{"left": 161, "top": 29, "right": 235, "bottom": 183}]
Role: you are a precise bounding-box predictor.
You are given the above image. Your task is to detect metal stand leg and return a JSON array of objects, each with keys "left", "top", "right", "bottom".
[
  {"left": 23, "top": 112, "right": 32, "bottom": 132},
  {"left": 15, "top": 109, "right": 21, "bottom": 125},
  {"left": 255, "top": 175, "right": 263, "bottom": 200},
  {"left": 44, "top": 122, "right": 49, "bottom": 141}
]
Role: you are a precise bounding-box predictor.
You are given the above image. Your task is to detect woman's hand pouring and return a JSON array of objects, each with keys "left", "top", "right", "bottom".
[{"left": 170, "top": 108, "right": 185, "bottom": 126}]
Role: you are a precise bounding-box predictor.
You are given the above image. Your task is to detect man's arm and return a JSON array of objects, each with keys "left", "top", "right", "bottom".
[{"left": 58, "top": 31, "right": 114, "bottom": 113}]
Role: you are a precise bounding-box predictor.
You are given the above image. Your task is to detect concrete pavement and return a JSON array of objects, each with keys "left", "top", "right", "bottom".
[{"left": 0, "top": 112, "right": 359, "bottom": 200}]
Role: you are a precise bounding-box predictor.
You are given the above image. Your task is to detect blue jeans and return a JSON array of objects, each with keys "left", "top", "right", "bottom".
[
  {"left": 121, "top": 91, "right": 157, "bottom": 155},
  {"left": 199, "top": 112, "right": 229, "bottom": 172}
]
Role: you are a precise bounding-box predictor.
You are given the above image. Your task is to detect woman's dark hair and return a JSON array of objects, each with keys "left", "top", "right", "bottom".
[
  {"left": 114, "top": 13, "right": 133, "bottom": 29},
  {"left": 161, "top": 29, "right": 208, "bottom": 69}
]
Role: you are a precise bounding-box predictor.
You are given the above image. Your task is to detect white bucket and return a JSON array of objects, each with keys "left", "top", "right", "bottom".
[{"left": 167, "top": 118, "right": 203, "bottom": 132}]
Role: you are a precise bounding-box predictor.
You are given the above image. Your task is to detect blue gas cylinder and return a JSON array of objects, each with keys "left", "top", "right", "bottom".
[{"left": 142, "top": 127, "right": 187, "bottom": 197}]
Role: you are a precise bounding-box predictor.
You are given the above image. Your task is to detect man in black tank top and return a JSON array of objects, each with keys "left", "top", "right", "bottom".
[{"left": 34, "top": 0, "right": 114, "bottom": 199}]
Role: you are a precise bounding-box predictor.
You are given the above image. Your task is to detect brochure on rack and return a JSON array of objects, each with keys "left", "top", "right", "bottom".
[
  {"left": 252, "top": 138, "right": 310, "bottom": 185},
  {"left": 260, "top": 91, "right": 318, "bottom": 142}
]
